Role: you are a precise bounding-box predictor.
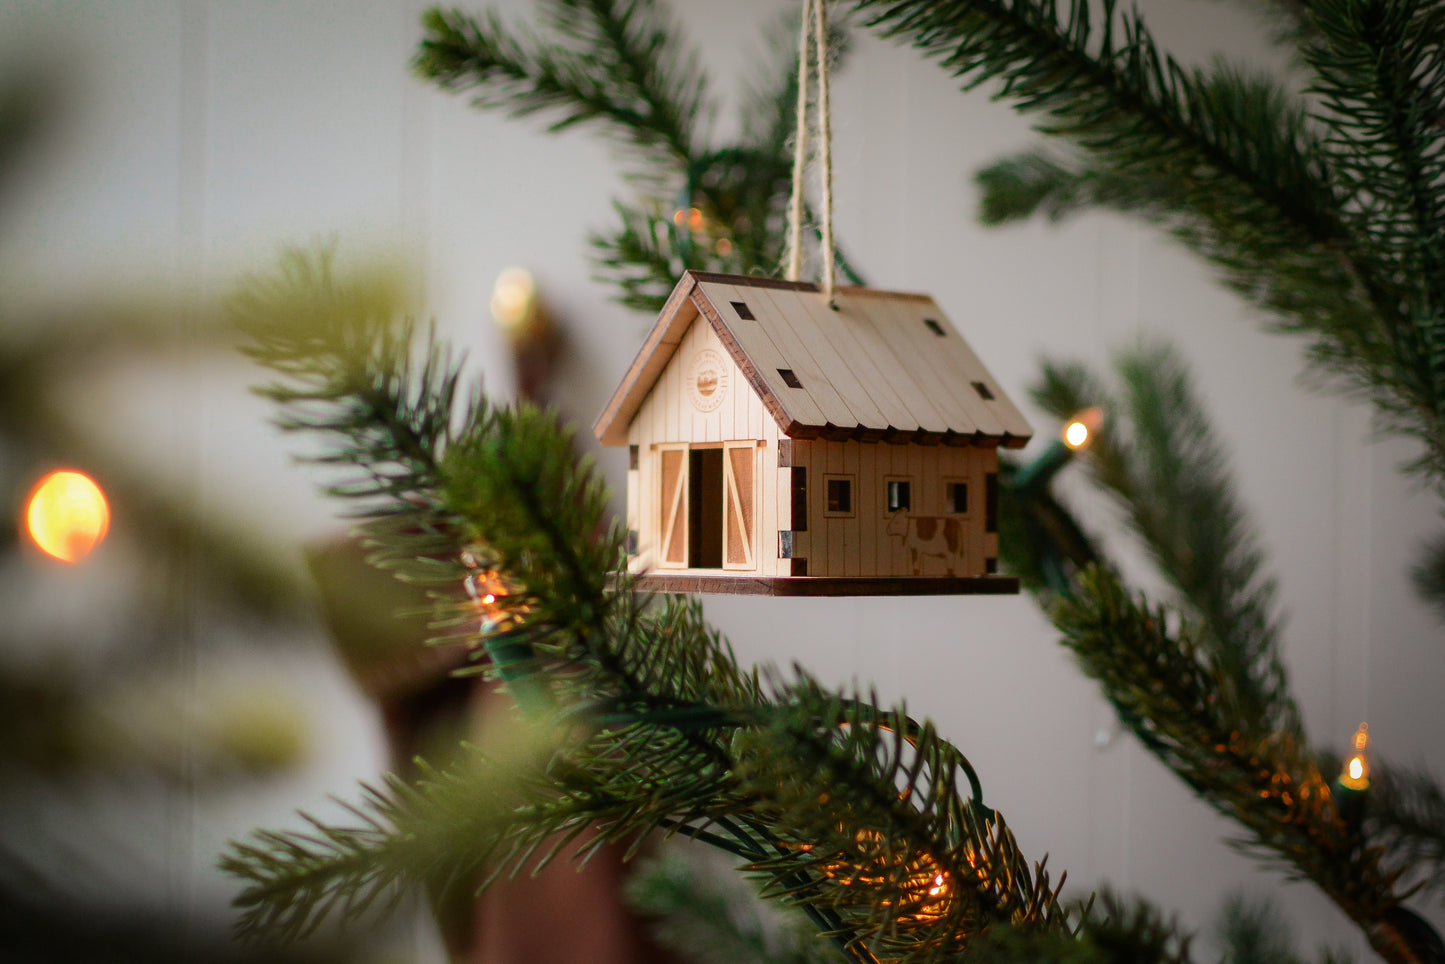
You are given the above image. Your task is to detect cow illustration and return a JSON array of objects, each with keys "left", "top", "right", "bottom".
[{"left": 885, "top": 511, "right": 964, "bottom": 576}]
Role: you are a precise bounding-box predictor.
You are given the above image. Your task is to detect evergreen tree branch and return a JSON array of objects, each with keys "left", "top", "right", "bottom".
[
  {"left": 1032, "top": 345, "right": 1298, "bottom": 739},
  {"left": 853, "top": 0, "right": 1348, "bottom": 266},
  {"left": 996, "top": 454, "right": 1106, "bottom": 595},
  {"left": 414, "top": 2, "right": 707, "bottom": 177},
  {"left": 626, "top": 847, "right": 846, "bottom": 964},
  {"left": 1050, "top": 567, "right": 1405, "bottom": 931},
  {"left": 1213, "top": 892, "right": 1307, "bottom": 964},
  {"left": 225, "top": 248, "right": 1066, "bottom": 961},
  {"left": 1363, "top": 759, "right": 1445, "bottom": 906},
  {"left": 417, "top": 5, "right": 865, "bottom": 313},
  {"left": 1409, "top": 525, "right": 1445, "bottom": 622},
  {"left": 1306, "top": 0, "right": 1445, "bottom": 449},
  {"left": 865, "top": 0, "right": 1445, "bottom": 475},
  {"left": 957, "top": 889, "right": 1193, "bottom": 964},
  {"left": 736, "top": 675, "right": 1073, "bottom": 962},
  {"left": 974, "top": 150, "right": 1174, "bottom": 226},
  {"left": 1015, "top": 346, "right": 1444, "bottom": 960}
]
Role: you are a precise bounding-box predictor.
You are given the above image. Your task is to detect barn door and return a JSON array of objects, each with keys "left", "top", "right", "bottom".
[
  {"left": 723, "top": 442, "right": 755, "bottom": 569},
  {"left": 657, "top": 446, "right": 688, "bottom": 567}
]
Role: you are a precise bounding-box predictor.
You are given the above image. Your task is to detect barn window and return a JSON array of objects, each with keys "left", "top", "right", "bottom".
[
  {"left": 731, "top": 301, "right": 755, "bottom": 320},
  {"left": 825, "top": 476, "right": 853, "bottom": 515},
  {"left": 946, "top": 481, "right": 968, "bottom": 513},
  {"left": 778, "top": 368, "right": 803, "bottom": 388},
  {"left": 972, "top": 381, "right": 995, "bottom": 401},
  {"left": 886, "top": 480, "right": 911, "bottom": 513},
  {"left": 923, "top": 318, "right": 946, "bottom": 337}
]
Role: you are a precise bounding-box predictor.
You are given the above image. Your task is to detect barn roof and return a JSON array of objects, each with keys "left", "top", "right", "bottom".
[{"left": 593, "top": 271, "right": 1033, "bottom": 448}]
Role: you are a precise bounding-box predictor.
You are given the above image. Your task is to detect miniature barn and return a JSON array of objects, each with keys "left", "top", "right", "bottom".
[{"left": 594, "top": 271, "right": 1033, "bottom": 595}]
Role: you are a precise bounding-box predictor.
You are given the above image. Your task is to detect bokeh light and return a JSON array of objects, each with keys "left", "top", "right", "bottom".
[{"left": 24, "top": 469, "right": 110, "bottom": 563}]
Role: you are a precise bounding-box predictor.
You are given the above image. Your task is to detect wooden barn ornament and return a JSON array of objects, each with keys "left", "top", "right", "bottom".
[{"left": 594, "top": 270, "right": 1033, "bottom": 596}]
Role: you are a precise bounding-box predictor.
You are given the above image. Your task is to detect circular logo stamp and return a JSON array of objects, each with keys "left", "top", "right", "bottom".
[{"left": 687, "top": 348, "right": 728, "bottom": 413}]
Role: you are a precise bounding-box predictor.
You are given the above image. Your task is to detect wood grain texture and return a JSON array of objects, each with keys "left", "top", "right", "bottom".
[{"left": 629, "top": 574, "right": 1021, "bottom": 596}]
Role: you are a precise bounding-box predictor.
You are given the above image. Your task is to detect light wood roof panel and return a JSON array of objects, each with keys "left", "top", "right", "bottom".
[
  {"left": 594, "top": 271, "right": 1033, "bottom": 447},
  {"left": 696, "top": 280, "right": 857, "bottom": 430},
  {"left": 870, "top": 296, "right": 1009, "bottom": 438},
  {"left": 828, "top": 291, "right": 953, "bottom": 434}
]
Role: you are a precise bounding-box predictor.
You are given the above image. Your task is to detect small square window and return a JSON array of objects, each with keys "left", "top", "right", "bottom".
[
  {"left": 886, "top": 480, "right": 911, "bottom": 513},
  {"left": 923, "top": 318, "right": 946, "bottom": 337},
  {"left": 972, "top": 381, "right": 995, "bottom": 401},
  {"left": 985, "top": 557, "right": 998, "bottom": 574},
  {"left": 731, "top": 301, "right": 755, "bottom": 320},
  {"left": 947, "top": 481, "right": 968, "bottom": 513},
  {"left": 826, "top": 477, "right": 853, "bottom": 514},
  {"left": 778, "top": 368, "right": 803, "bottom": 388}
]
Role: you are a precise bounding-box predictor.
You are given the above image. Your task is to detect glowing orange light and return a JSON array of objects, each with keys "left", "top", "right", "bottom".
[
  {"left": 461, "top": 551, "right": 529, "bottom": 635},
  {"left": 1339, "top": 722, "right": 1370, "bottom": 790},
  {"left": 1062, "top": 407, "right": 1104, "bottom": 451},
  {"left": 672, "top": 209, "right": 686, "bottom": 225},
  {"left": 716, "top": 238, "right": 733, "bottom": 256},
  {"left": 24, "top": 469, "right": 110, "bottom": 563},
  {"left": 829, "top": 829, "right": 952, "bottom": 921},
  {"left": 686, "top": 207, "right": 705, "bottom": 231}
]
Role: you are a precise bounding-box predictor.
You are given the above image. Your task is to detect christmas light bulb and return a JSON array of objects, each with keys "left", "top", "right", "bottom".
[
  {"left": 1062, "top": 407, "right": 1104, "bottom": 451},
  {"left": 490, "top": 267, "right": 537, "bottom": 333},
  {"left": 24, "top": 469, "right": 110, "bottom": 563},
  {"left": 1340, "top": 722, "right": 1370, "bottom": 790}
]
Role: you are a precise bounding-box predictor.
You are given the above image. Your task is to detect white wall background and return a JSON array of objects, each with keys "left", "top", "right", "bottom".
[{"left": 3, "top": 0, "right": 1441, "bottom": 959}]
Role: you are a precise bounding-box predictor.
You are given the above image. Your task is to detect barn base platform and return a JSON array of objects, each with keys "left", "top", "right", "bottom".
[{"left": 627, "top": 574, "right": 1021, "bottom": 596}]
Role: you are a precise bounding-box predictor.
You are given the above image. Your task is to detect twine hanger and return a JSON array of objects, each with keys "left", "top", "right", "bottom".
[{"left": 785, "top": 0, "right": 837, "bottom": 306}]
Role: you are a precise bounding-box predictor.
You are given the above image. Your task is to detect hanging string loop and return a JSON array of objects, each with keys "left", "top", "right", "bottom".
[{"left": 784, "top": 0, "right": 838, "bottom": 305}]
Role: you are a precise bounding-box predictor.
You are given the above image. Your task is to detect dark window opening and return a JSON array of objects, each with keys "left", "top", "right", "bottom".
[
  {"left": 923, "top": 318, "right": 946, "bottom": 337},
  {"left": 985, "top": 557, "right": 998, "bottom": 574},
  {"left": 985, "top": 472, "right": 999, "bottom": 534},
  {"left": 628, "top": 444, "right": 639, "bottom": 470},
  {"left": 626, "top": 529, "right": 639, "bottom": 555},
  {"left": 827, "top": 478, "right": 852, "bottom": 513},
  {"left": 731, "top": 301, "right": 755, "bottom": 320},
  {"left": 688, "top": 448, "right": 724, "bottom": 568},
  {"left": 777, "top": 439, "right": 793, "bottom": 467},
  {"left": 948, "top": 482, "right": 968, "bottom": 513},
  {"left": 972, "top": 381, "right": 995, "bottom": 401},
  {"left": 778, "top": 530, "right": 794, "bottom": 559},
  {"left": 778, "top": 368, "right": 803, "bottom": 389},
  {"left": 887, "top": 480, "right": 912, "bottom": 513},
  {"left": 790, "top": 558, "right": 808, "bottom": 576},
  {"left": 791, "top": 467, "right": 808, "bottom": 532}
]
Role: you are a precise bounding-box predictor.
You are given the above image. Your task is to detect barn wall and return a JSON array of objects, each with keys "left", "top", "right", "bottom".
[
  {"left": 790, "top": 440, "right": 998, "bottom": 578},
  {"left": 627, "top": 315, "right": 783, "bottom": 576}
]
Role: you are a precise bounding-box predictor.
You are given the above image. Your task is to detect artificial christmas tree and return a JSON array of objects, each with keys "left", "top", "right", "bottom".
[{"left": 221, "top": 1, "right": 1445, "bottom": 963}]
